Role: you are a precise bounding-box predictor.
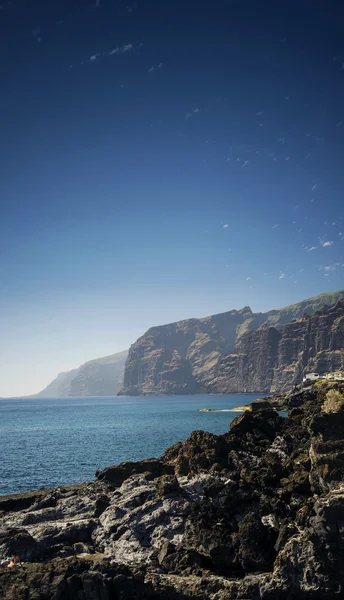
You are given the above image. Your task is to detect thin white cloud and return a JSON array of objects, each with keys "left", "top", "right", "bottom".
[
  {"left": 321, "top": 241, "right": 334, "bottom": 247},
  {"left": 223, "top": 224, "right": 229, "bottom": 229},
  {"left": 246, "top": 277, "right": 251, "bottom": 281},
  {"left": 186, "top": 108, "right": 201, "bottom": 118},
  {"left": 319, "top": 265, "right": 336, "bottom": 272},
  {"left": 279, "top": 273, "right": 286, "bottom": 279},
  {"left": 32, "top": 28, "right": 41, "bottom": 43},
  {"left": 89, "top": 42, "right": 134, "bottom": 63},
  {"left": 307, "top": 246, "right": 317, "bottom": 252},
  {"left": 126, "top": 2, "right": 137, "bottom": 14},
  {"left": 241, "top": 160, "right": 251, "bottom": 168},
  {"left": 148, "top": 62, "right": 164, "bottom": 73},
  {"left": 312, "top": 184, "right": 318, "bottom": 191},
  {"left": 272, "top": 224, "right": 279, "bottom": 229}
]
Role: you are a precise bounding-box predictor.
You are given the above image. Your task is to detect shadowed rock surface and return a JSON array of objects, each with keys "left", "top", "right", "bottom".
[
  {"left": 119, "top": 291, "right": 344, "bottom": 396},
  {"left": 2, "top": 382, "right": 344, "bottom": 598},
  {"left": 211, "top": 300, "right": 344, "bottom": 393}
]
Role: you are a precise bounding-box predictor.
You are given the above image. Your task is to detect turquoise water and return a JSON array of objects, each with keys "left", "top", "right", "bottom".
[{"left": 0, "top": 394, "right": 258, "bottom": 496}]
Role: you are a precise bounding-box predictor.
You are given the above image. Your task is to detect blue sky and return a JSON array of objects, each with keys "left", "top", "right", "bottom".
[{"left": 0, "top": 0, "right": 343, "bottom": 396}]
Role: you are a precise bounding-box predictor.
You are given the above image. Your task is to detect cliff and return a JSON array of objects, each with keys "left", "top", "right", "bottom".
[
  {"left": 35, "top": 350, "right": 128, "bottom": 398},
  {"left": 2, "top": 383, "right": 344, "bottom": 599},
  {"left": 119, "top": 290, "right": 344, "bottom": 396},
  {"left": 209, "top": 299, "right": 344, "bottom": 393}
]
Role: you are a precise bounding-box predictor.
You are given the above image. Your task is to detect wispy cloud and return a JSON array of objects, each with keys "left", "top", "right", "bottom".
[
  {"left": 223, "top": 224, "right": 229, "bottom": 229},
  {"left": 126, "top": 2, "right": 138, "bottom": 14},
  {"left": 319, "top": 265, "right": 336, "bottom": 272},
  {"left": 321, "top": 240, "right": 334, "bottom": 247},
  {"left": 312, "top": 183, "right": 318, "bottom": 191},
  {"left": 32, "top": 28, "right": 41, "bottom": 43},
  {"left": 186, "top": 108, "right": 201, "bottom": 119},
  {"left": 279, "top": 273, "right": 286, "bottom": 279},
  {"left": 246, "top": 277, "right": 251, "bottom": 281},
  {"left": 148, "top": 62, "right": 164, "bottom": 73},
  {"left": 89, "top": 42, "right": 134, "bottom": 63},
  {"left": 307, "top": 246, "right": 317, "bottom": 252},
  {"left": 272, "top": 224, "right": 279, "bottom": 229}
]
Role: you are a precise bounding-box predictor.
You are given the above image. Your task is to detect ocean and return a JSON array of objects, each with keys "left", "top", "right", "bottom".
[{"left": 0, "top": 394, "right": 259, "bottom": 496}]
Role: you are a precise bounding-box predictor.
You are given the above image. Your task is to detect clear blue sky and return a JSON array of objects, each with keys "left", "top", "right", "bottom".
[{"left": 0, "top": 0, "right": 343, "bottom": 396}]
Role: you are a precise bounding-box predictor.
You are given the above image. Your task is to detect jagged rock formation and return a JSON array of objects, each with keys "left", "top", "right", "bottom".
[
  {"left": 120, "top": 291, "right": 344, "bottom": 396},
  {"left": 210, "top": 299, "right": 344, "bottom": 393},
  {"left": 2, "top": 383, "right": 344, "bottom": 599},
  {"left": 34, "top": 350, "right": 128, "bottom": 398}
]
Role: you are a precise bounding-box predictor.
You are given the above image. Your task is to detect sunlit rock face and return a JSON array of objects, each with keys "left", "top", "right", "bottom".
[{"left": 120, "top": 292, "right": 344, "bottom": 396}]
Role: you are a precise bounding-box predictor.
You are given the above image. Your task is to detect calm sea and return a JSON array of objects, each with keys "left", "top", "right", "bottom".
[{"left": 0, "top": 394, "right": 259, "bottom": 496}]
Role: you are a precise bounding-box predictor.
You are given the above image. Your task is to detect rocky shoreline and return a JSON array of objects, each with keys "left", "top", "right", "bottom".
[{"left": 1, "top": 382, "right": 344, "bottom": 599}]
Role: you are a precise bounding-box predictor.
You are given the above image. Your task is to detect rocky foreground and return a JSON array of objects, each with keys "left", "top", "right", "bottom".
[{"left": 1, "top": 383, "right": 344, "bottom": 599}]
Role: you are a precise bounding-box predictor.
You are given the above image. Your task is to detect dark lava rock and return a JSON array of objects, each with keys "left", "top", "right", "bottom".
[{"left": 2, "top": 383, "right": 344, "bottom": 599}]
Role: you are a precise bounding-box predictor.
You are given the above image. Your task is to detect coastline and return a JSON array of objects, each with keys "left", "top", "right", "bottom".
[{"left": 2, "top": 382, "right": 344, "bottom": 600}]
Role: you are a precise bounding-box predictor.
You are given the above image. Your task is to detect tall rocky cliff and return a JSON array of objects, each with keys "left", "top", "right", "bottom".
[
  {"left": 119, "top": 291, "right": 344, "bottom": 396},
  {"left": 210, "top": 299, "right": 344, "bottom": 393},
  {"left": 35, "top": 350, "right": 128, "bottom": 397}
]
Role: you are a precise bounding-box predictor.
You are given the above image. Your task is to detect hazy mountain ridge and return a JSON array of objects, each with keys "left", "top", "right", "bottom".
[
  {"left": 119, "top": 290, "right": 344, "bottom": 396},
  {"left": 34, "top": 350, "right": 128, "bottom": 398}
]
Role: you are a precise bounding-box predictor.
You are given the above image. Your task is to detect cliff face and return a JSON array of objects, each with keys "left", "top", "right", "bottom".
[
  {"left": 120, "top": 290, "right": 344, "bottom": 396},
  {"left": 35, "top": 350, "right": 128, "bottom": 398},
  {"left": 2, "top": 383, "right": 344, "bottom": 599},
  {"left": 120, "top": 307, "right": 254, "bottom": 396},
  {"left": 210, "top": 300, "right": 344, "bottom": 393}
]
